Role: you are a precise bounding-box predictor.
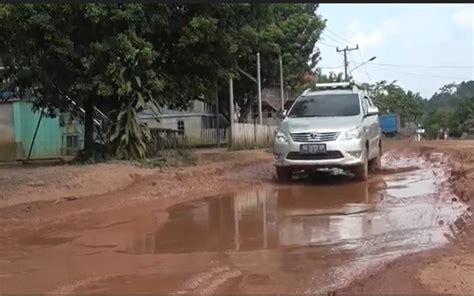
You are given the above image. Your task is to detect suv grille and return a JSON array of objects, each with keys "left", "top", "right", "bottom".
[
  {"left": 287, "top": 151, "right": 344, "bottom": 160},
  {"left": 290, "top": 132, "right": 340, "bottom": 143}
]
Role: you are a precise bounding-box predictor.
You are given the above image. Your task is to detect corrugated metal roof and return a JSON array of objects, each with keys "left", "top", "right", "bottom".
[{"left": 138, "top": 109, "right": 216, "bottom": 119}]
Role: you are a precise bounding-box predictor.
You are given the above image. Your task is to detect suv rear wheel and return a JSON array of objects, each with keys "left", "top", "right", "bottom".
[
  {"left": 276, "top": 167, "right": 292, "bottom": 182},
  {"left": 352, "top": 152, "right": 368, "bottom": 181}
]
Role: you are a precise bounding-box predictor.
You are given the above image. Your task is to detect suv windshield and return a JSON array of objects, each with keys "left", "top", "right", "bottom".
[{"left": 288, "top": 93, "right": 360, "bottom": 118}]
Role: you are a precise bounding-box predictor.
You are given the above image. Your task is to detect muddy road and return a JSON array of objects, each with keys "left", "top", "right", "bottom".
[{"left": 0, "top": 147, "right": 470, "bottom": 294}]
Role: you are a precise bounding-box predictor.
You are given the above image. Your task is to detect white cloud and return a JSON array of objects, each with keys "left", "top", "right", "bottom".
[
  {"left": 383, "top": 18, "right": 401, "bottom": 33},
  {"left": 350, "top": 31, "right": 383, "bottom": 49},
  {"left": 348, "top": 20, "right": 361, "bottom": 33},
  {"left": 452, "top": 9, "right": 474, "bottom": 30},
  {"left": 348, "top": 18, "right": 400, "bottom": 50}
]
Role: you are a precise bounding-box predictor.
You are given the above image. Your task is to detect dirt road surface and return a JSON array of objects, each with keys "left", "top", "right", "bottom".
[{"left": 0, "top": 141, "right": 473, "bottom": 294}]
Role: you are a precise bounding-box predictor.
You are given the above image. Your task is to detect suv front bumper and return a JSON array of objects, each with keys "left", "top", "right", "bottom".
[{"left": 273, "top": 139, "right": 365, "bottom": 168}]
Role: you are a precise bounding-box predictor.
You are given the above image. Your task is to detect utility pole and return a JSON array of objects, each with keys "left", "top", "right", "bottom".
[
  {"left": 336, "top": 44, "right": 359, "bottom": 81},
  {"left": 257, "top": 52, "right": 262, "bottom": 125},
  {"left": 229, "top": 77, "right": 234, "bottom": 148},
  {"left": 215, "top": 87, "right": 220, "bottom": 148},
  {"left": 279, "top": 54, "right": 284, "bottom": 110}
]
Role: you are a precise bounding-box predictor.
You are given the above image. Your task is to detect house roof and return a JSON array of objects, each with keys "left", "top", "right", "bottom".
[
  {"left": 261, "top": 87, "right": 283, "bottom": 111},
  {"left": 138, "top": 108, "right": 216, "bottom": 120}
]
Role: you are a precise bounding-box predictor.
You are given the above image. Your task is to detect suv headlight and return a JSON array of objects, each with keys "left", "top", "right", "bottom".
[
  {"left": 341, "top": 127, "right": 362, "bottom": 141},
  {"left": 274, "top": 129, "right": 288, "bottom": 143}
]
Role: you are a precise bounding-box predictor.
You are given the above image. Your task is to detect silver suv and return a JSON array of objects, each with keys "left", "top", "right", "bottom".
[{"left": 273, "top": 82, "right": 382, "bottom": 181}]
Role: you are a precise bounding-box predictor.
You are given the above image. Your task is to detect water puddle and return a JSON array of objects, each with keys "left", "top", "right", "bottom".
[
  {"left": 125, "top": 153, "right": 463, "bottom": 258},
  {"left": 109, "top": 152, "right": 467, "bottom": 293}
]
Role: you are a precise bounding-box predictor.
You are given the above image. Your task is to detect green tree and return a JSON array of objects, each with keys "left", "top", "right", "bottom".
[
  {"left": 365, "top": 80, "right": 423, "bottom": 124},
  {"left": 217, "top": 4, "right": 325, "bottom": 122},
  {"left": 293, "top": 71, "right": 345, "bottom": 96},
  {"left": 0, "top": 4, "right": 167, "bottom": 159},
  {"left": 421, "top": 80, "right": 474, "bottom": 138},
  {"left": 0, "top": 4, "right": 327, "bottom": 156}
]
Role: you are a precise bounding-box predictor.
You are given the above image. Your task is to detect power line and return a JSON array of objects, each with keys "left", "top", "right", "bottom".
[
  {"left": 367, "top": 65, "right": 469, "bottom": 80},
  {"left": 316, "top": 40, "right": 339, "bottom": 48},
  {"left": 348, "top": 52, "right": 369, "bottom": 84},
  {"left": 357, "top": 49, "right": 373, "bottom": 84},
  {"left": 324, "top": 27, "right": 355, "bottom": 46},
  {"left": 321, "top": 32, "right": 346, "bottom": 46},
  {"left": 323, "top": 27, "right": 374, "bottom": 83},
  {"left": 318, "top": 65, "right": 344, "bottom": 70},
  {"left": 323, "top": 26, "right": 473, "bottom": 70},
  {"left": 371, "top": 62, "right": 474, "bottom": 69},
  {"left": 337, "top": 45, "right": 359, "bottom": 81}
]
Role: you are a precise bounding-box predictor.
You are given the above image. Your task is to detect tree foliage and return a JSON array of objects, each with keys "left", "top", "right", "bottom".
[
  {"left": 363, "top": 80, "right": 423, "bottom": 124},
  {"left": 0, "top": 4, "right": 168, "bottom": 159},
  {"left": 217, "top": 4, "right": 326, "bottom": 122},
  {"left": 0, "top": 4, "right": 326, "bottom": 158},
  {"left": 421, "top": 81, "right": 474, "bottom": 138}
]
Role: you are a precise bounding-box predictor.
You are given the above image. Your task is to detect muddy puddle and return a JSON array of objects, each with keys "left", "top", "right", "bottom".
[{"left": 0, "top": 152, "right": 469, "bottom": 294}]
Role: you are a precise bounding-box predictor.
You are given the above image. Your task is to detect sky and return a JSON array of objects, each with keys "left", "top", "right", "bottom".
[{"left": 316, "top": 4, "right": 474, "bottom": 98}]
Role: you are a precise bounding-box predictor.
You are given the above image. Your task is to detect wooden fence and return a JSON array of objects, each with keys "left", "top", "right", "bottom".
[
  {"left": 198, "top": 128, "right": 229, "bottom": 145},
  {"left": 230, "top": 123, "right": 277, "bottom": 149}
]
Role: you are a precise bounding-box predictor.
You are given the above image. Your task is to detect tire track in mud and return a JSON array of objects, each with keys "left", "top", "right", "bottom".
[{"left": 175, "top": 266, "right": 242, "bottom": 294}]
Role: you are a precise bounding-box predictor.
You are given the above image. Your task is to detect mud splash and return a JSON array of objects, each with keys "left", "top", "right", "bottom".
[{"left": 0, "top": 152, "right": 468, "bottom": 294}]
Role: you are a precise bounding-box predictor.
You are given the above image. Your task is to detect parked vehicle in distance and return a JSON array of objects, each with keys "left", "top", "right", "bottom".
[
  {"left": 273, "top": 82, "right": 382, "bottom": 181},
  {"left": 379, "top": 112, "right": 400, "bottom": 137}
]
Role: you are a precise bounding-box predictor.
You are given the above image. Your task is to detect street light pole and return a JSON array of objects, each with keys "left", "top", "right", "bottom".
[{"left": 349, "top": 56, "right": 377, "bottom": 74}]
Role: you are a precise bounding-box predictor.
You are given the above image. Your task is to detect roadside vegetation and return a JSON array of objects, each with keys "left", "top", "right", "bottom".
[
  {"left": 0, "top": 4, "right": 473, "bottom": 163},
  {"left": 0, "top": 3, "right": 325, "bottom": 161}
]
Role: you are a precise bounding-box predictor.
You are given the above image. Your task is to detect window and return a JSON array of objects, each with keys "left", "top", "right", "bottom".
[
  {"left": 364, "top": 96, "right": 374, "bottom": 106},
  {"left": 267, "top": 110, "right": 272, "bottom": 118},
  {"left": 288, "top": 94, "right": 361, "bottom": 118},
  {"left": 362, "top": 97, "right": 370, "bottom": 115},
  {"left": 177, "top": 120, "right": 185, "bottom": 135}
]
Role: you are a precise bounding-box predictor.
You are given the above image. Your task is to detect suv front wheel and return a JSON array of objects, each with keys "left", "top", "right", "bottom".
[{"left": 352, "top": 152, "right": 368, "bottom": 181}]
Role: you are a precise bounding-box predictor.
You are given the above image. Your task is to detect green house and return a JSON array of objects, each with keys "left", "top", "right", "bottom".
[{"left": 0, "top": 99, "right": 84, "bottom": 162}]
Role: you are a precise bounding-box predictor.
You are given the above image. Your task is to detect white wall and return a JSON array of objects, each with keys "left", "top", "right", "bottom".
[{"left": 142, "top": 116, "right": 204, "bottom": 139}]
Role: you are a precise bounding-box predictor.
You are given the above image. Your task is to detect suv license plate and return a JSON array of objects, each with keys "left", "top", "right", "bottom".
[{"left": 300, "top": 144, "right": 326, "bottom": 154}]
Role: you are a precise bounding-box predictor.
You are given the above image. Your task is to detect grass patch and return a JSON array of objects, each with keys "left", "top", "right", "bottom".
[{"left": 139, "top": 149, "right": 196, "bottom": 168}]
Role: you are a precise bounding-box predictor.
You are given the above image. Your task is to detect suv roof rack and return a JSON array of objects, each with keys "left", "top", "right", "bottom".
[
  {"left": 300, "top": 82, "right": 367, "bottom": 97},
  {"left": 314, "top": 82, "right": 353, "bottom": 89}
]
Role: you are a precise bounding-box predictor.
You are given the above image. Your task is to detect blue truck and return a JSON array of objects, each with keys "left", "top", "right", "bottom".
[{"left": 379, "top": 112, "right": 400, "bottom": 137}]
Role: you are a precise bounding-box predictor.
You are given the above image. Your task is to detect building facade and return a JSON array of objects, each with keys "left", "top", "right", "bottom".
[
  {"left": 138, "top": 100, "right": 226, "bottom": 140},
  {"left": 0, "top": 99, "right": 84, "bottom": 161}
]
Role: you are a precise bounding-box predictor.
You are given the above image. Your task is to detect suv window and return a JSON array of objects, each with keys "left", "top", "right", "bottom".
[
  {"left": 362, "top": 97, "right": 370, "bottom": 115},
  {"left": 364, "top": 96, "right": 374, "bottom": 106},
  {"left": 288, "top": 93, "right": 361, "bottom": 118}
]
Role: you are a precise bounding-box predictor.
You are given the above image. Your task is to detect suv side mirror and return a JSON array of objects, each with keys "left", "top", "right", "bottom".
[{"left": 366, "top": 106, "right": 379, "bottom": 117}]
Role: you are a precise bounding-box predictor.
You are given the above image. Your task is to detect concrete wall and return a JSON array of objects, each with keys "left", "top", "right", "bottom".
[
  {"left": 1, "top": 101, "right": 85, "bottom": 161},
  {"left": 0, "top": 103, "right": 16, "bottom": 161},
  {"left": 13, "top": 101, "right": 64, "bottom": 159}
]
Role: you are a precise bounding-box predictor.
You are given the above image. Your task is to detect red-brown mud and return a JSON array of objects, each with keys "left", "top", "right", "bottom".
[{"left": 0, "top": 141, "right": 472, "bottom": 294}]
